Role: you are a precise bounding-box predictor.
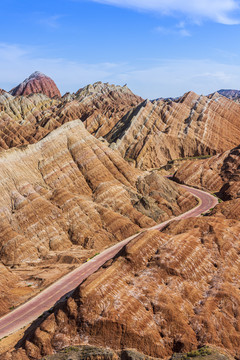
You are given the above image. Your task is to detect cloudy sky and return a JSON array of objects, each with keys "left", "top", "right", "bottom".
[{"left": 1, "top": 0, "right": 240, "bottom": 98}]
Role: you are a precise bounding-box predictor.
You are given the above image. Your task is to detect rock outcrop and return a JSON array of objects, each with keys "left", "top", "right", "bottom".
[
  {"left": 4, "top": 211, "right": 240, "bottom": 359},
  {"left": 9, "top": 72, "right": 61, "bottom": 98},
  {"left": 106, "top": 92, "right": 240, "bottom": 169},
  {"left": 173, "top": 145, "right": 240, "bottom": 200}
]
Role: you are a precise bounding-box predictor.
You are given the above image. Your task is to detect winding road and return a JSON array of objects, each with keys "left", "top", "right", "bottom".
[{"left": 0, "top": 184, "right": 218, "bottom": 340}]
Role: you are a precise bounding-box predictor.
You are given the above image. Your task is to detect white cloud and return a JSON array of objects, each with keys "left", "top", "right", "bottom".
[
  {"left": 155, "top": 25, "right": 191, "bottom": 37},
  {"left": 90, "top": 0, "right": 240, "bottom": 24},
  {"left": 0, "top": 43, "right": 28, "bottom": 62},
  {"left": 1, "top": 43, "right": 240, "bottom": 98},
  {"left": 120, "top": 59, "right": 240, "bottom": 98},
  {"left": 38, "top": 14, "right": 63, "bottom": 29}
]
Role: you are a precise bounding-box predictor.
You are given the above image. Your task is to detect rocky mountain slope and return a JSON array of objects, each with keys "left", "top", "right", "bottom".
[
  {"left": 106, "top": 92, "right": 240, "bottom": 169},
  {"left": 0, "top": 119, "right": 195, "bottom": 316},
  {"left": 173, "top": 144, "right": 240, "bottom": 200},
  {"left": 9, "top": 72, "right": 61, "bottom": 98},
  {"left": 3, "top": 204, "right": 240, "bottom": 360},
  {"left": 0, "top": 81, "right": 142, "bottom": 150}
]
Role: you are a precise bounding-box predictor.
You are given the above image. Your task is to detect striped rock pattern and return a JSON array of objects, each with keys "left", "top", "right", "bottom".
[
  {"left": 9, "top": 72, "right": 61, "bottom": 98},
  {"left": 5, "top": 214, "right": 240, "bottom": 359},
  {"left": 106, "top": 92, "right": 240, "bottom": 169},
  {"left": 0, "top": 120, "right": 195, "bottom": 315},
  {"left": 0, "top": 82, "right": 142, "bottom": 151},
  {"left": 173, "top": 145, "right": 240, "bottom": 200}
]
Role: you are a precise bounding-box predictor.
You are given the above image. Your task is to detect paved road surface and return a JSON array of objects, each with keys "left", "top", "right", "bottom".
[{"left": 0, "top": 184, "right": 218, "bottom": 339}]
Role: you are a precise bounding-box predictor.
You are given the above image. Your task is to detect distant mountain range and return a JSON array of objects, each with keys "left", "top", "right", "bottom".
[
  {"left": 155, "top": 89, "right": 240, "bottom": 102},
  {"left": 216, "top": 89, "right": 240, "bottom": 100}
]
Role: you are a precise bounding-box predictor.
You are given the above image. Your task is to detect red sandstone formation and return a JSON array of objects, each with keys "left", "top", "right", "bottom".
[{"left": 9, "top": 71, "right": 61, "bottom": 98}]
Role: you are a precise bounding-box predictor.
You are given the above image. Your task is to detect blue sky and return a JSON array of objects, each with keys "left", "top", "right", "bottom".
[{"left": 1, "top": 0, "right": 240, "bottom": 98}]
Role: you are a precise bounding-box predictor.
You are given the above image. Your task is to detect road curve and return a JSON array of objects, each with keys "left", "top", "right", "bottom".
[{"left": 0, "top": 184, "right": 218, "bottom": 339}]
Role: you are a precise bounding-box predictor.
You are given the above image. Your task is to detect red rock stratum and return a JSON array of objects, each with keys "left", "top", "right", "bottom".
[{"left": 9, "top": 72, "right": 61, "bottom": 98}]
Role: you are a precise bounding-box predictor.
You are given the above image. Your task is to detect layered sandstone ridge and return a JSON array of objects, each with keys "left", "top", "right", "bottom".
[
  {"left": 0, "top": 120, "right": 195, "bottom": 315},
  {"left": 0, "top": 81, "right": 142, "bottom": 150},
  {"left": 4, "top": 210, "right": 240, "bottom": 360},
  {"left": 173, "top": 145, "right": 240, "bottom": 200},
  {"left": 2, "top": 80, "right": 240, "bottom": 169},
  {"left": 9, "top": 72, "right": 61, "bottom": 98},
  {"left": 106, "top": 92, "right": 240, "bottom": 169}
]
